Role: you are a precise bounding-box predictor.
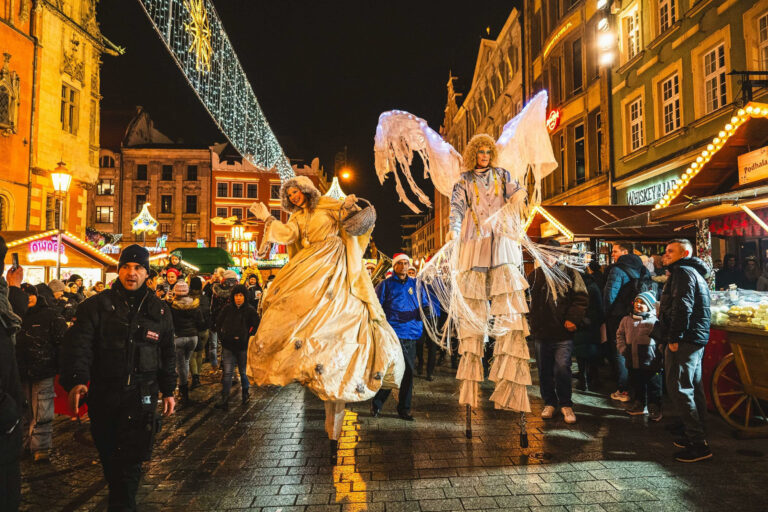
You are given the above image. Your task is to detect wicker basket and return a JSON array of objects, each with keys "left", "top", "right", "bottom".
[{"left": 341, "top": 198, "right": 376, "bottom": 236}]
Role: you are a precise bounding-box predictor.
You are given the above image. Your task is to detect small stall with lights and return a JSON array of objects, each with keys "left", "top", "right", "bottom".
[{"left": 2, "top": 231, "right": 119, "bottom": 286}]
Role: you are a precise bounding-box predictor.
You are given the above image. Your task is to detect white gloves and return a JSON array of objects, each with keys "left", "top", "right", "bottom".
[
  {"left": 249, "top": 201, "right": 270, "bottom": 221},
  {"left": 342, "top": 194, "right": 358, "bottom": 210}
]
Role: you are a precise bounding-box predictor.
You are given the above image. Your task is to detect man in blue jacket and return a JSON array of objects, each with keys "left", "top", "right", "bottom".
[{"left": 371, "top": 253, "right": 428, "bottom": 421}]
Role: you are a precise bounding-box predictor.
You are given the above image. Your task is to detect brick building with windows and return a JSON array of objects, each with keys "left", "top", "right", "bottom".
[
  {"left": 210, "top": 143, "right": 327, "bottom": 250},
  {"left": 91, "top": 107, "right": 211, "bottom": 250},
  {"left": 610, "top": 0, "right": 768, "bottom": 206},
  {"left": 523, "top": 0, "right": 611, "bottom": 206}
]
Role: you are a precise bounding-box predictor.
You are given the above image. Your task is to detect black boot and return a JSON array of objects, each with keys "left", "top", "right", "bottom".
[
  {"left": 214, "top": 394, "right": 229, "bottom": 411},
  {"left": 190, "top": 374, "right": 201, "bottom": 389},
  {"left": 242, "top": 388, "right": 250, "bottom": 405},
  {"left": 180, "top": 384, "right": 190, "bottom": 406},
  {"left": 329, "top": 439, "right": 338, "bottom": 465}
]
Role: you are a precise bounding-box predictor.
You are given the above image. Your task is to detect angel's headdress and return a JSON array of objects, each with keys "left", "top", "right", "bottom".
[
  {"left": 462, "top": 134, "right": 498, "bottom": 171},
  {"left": 280, "top": 176, "right": 321, "bottom": 213}
]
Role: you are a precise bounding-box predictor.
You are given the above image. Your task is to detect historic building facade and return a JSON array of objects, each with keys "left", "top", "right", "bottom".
[
  {"left": 210, "top": 143, "right": 327, "bottom": 250},
  {"left": 407, "top": 213, "right": 436, "bottom": 264},
  {"left": 523, "top": 0, "right": 612, "bottom": 207},
  {"left": 610, "top": 0, "right": 768, "bottom": 206},
  {"left": 90, "top": 107, "right": 212, "bottom": 251},
  {"left": 437, "top": 8, "right": 524, "bottom": 244},
  {"left": 1, "top": 0, "right": 113, "bottom": 234}
]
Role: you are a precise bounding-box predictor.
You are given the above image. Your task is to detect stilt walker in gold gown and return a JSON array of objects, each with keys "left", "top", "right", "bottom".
[{"left": 247, "top": 176, "right": 405, "bottom": 463}]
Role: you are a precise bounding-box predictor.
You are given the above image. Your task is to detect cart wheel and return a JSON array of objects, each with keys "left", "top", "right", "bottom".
[{"left": 712, "top": 353, "right": 768, "bottom": 432}]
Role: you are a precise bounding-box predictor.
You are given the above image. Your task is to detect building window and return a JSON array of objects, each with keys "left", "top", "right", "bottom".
[
  {"left": 0, "top": 195, "right": 7, "bottom": 231},
  {"left": 661, "top": 74, "right": 681, "bottom": 134},
  {"left": 703, "top": 43, "right": 727, "bottom": 113},
  {"left": 159, "top": 223, "right": 172, "bottom": 235},
  {"left": 100, "top": 155, "right": 115, "bottom": 168},
  {"left": 96, "top": 206, "right": 113, "bottom": 223},
  {"left": 231, "top": 207, "right": 243, "bottom": 219},
  {"left": 270, "top": 208, "right": 282, "bottom": 220},
  {"left": 45, "top": 194, "right": 61, "bottom": 230},
  {"left": 161, "top": 165, "right": 173, "bottom": 181},
  {"left": 574, "top": 123, "right": 585, "bottom": 184},
  {"left": 232, "top": 183, "right": 243, "bottom": 198},
  {"left": 217, "top": 182, "right": 228, "bottom": 197},
  {"left": 216, "top": 207, "right": 228, "bottom": 218},
  {"left": 659, "top": 0, "right": 676, "bottom": 33},
  {"left": 216, "top": 236, "right": 227, "bottom": 249},
  {"left": 136, "top": 164, "right": 147, "bottom": 180},
  {"left": 628, "top": 97, "right": 644, "bottom": 152},
  {"left": 135, "top": 194, "right": 146, "bottom": 213},
  {"left": 184, "top": 223, "right": 197, "bottom": 241},
  {"left": 571, "top": 38, "right": 583, "bottom": 94},
  {"left": 97, "top": 179, "right": 114, "bottom": 195},
  {"left": 186, "top": 165, "right": 198, "bottom": 181},
  {"left": 624, "top": 9, "right": 641, "bottom": 61},
  {"left": 596, "top": 112, "right": 603, "bottom": 174},
  {"left": 185, "top": 195, "right": 197, "bottom": 214},
  {"left": 247, "top": 183, "right": 258, "bottom": 198},
  {"left": 759, "top": 13, "right": 768, "bottom": 70},
  {"left": 60, "top": 83, "right": 79, "bottom": 134},
  {"left": 161, "top": 195, "right": 173, "bottom": 214},
  {"left": 270, "top": 184, "right": 281, "bottom": 200},
  {"left": 558, "top": 133, "right": 565, "bottom": 192}
]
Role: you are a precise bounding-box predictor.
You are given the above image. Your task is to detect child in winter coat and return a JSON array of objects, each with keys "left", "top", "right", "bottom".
[{"left": 616, "top": 291, "right": 662, "bottom": 421}]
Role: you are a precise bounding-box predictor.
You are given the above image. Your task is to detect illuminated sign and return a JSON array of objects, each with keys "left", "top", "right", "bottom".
[
  {"left": 738, "top": 145, "right": 768, "bottom": 185},
  {"left": 28, "top": 238, "right": 68, "bottom": 264},
  {"left": 543, "top": 21, "right": 574, "bottom": 58},
  {"left": 626, "top": 178, "right": 678, "bottom": 205},
  {"left": 546, "top": 109, "right": 562, "bottom": 133}
]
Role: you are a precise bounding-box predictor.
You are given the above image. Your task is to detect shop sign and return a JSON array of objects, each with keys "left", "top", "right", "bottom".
[
  {"left": 625, "top": 178, "right": 678, "bottom": 205},
  {"left": 28, "top": 238, "right": 68, "bottom": 264},
  {"left": 546, "top": 109, "right": 561, "bottom": 133},
  {"left": 738, "top": 145, "right": 768, "bottom": 185}
]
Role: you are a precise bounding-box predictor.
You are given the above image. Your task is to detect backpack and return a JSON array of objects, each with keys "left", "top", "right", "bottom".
[{"left": 609, "top": 263, "right": 653, "bottom": 319}]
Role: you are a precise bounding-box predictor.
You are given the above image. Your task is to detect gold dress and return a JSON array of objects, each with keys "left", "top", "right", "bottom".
[{"left": 247, "top": 197, "right": 405, "bottom": 403}]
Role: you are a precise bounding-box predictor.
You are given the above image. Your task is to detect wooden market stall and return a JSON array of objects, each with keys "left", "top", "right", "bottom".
[{"left": 2, "top": 230, "right": 118, "bottom": 286}]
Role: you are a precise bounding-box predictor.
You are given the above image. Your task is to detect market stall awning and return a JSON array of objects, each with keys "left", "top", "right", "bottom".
[
  {"left": 170, "top": 248, "right": 234, "bottom": 274},
  {"left": 2, "top": 230, "right": 120, "bottom": 268},
  {"left": 525, "top": 205, "right": 693, "bottom": 241},
  {"left": 652, "top": 102, "right": 768, "bottom": 210}
]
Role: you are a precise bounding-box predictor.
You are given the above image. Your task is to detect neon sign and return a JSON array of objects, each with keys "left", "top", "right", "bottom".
[
  {"left": 546, "top": 109, "right": 562, "bottom": 133},
  {"left": 28, "top": 238, "right": 68, "bottom": 264}
]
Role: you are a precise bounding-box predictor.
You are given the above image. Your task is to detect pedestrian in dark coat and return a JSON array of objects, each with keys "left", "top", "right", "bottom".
[
  {"left": 188, "top": 277, "right": 210, "bottom": 389},
  {"left": 0, "top": 236, "right": 26, "bottom": 512},
  {"left": 169, "top": 280, "right": 205, "bottom": 406},
  {"left": 655, "top": 239, "right": 712, "bottom": 463},
  {"left": 528, "top": 243, "right": 588, "bottom": 425},
  {"left": 47, "top": 279, "right": 76, "bottom": 322},
  {"left": 59, "top": 244, "right": 176, "bottom": 510},
  {"left": 573, "top": 271, "right": 603, "bottom": 391},
  {"left": 215, "top": 284, "right": 259, "bottom": 410},
  {"left": 15, "top": 284, "right": 67, "bottom": 461},
  {"left": 209, "top": 270, "right": 239, "bottom": 368}
]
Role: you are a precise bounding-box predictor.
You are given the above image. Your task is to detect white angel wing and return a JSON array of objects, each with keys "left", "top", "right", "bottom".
[
  {"left": 495, "top": 90, "right": 558, "bottom": 205},
  {"left": 374, "top": 110, "right": 462, "bottom": 213}
]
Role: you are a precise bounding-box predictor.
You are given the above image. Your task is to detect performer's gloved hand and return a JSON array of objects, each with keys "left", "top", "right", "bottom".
[
  {"left": 342, "top": 194, "right": 358, "bottom": 210},
  {"left": 446, "top": 230, "right": 458, "bottom": 242},
  {"left": 249, "top": 201, "right": 271, "bottom": 221}
]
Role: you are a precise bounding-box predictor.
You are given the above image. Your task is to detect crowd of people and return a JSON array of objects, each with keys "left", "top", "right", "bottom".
[{"left": 0, "top": 230, "right": 719, "bottom": 511}]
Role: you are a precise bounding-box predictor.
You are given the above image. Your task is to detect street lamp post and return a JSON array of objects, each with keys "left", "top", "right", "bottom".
[{"left": 51, "top": 162, "right": 72, "bottom": 280}]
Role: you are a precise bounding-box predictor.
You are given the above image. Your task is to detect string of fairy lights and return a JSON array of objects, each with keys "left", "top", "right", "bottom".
[{"left": 137, "top": 0, "right": 295, "bottom": 181}]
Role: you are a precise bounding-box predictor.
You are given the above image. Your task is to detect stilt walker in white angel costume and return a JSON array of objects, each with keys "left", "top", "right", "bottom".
[{"left": 374, "top": 91, "right": 579, "bottom": 445}]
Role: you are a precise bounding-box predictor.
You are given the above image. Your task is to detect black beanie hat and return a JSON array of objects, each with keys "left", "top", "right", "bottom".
[
  {"left": 190, "top": 276, "right": 203, "bottom": 291},
  {"left": 118, "top": 244, "right": 150, "bottom": 272}
]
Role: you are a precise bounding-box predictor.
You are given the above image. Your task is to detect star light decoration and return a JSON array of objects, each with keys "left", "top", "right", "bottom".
[
  {"left": 183, "top": 0, "right": 212, "bottom": 72},
  {"left": 131, "top": 203, "right": 159, "bottom": 236},
  {"left": 138, "top": 0, "right": 295, "bottom": 181}
]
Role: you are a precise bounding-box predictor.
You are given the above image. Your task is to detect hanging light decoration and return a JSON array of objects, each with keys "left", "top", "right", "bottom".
[{"left": 131, "top": 203, "right": 159, "bottom": 236}]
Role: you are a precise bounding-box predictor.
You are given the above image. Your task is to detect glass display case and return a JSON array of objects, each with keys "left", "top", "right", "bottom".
[{"left": 711, "top": 287, "right": 768, "bottom": 331}]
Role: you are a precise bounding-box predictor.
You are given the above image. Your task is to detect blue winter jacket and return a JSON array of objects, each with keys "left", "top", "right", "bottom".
[{"left": 375, "top": 275, "right": 429, "bottom": 340}]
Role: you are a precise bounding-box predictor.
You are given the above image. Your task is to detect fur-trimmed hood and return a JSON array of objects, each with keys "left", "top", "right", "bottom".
[
  {"left": 280, "top": 175, "right": 321, "bottom": 213},
  {"left": 172, "top": 296, "right": 199, "bottom": 310},
  {"left": 462, "top": 133, "right": 497, "bottom": 171}
]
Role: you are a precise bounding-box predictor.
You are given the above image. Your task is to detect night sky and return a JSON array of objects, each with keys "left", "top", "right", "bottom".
[{"left": 97, "top": 0, "right": 520, "bottom": 254}]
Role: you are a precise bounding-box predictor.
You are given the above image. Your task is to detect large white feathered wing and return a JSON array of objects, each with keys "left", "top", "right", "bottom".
[
  {"left": 374, "top": 110, "right": 462, "bottom": 213},
  {"left": 495, "top": 90, "right": 557, "bottom": 205}
]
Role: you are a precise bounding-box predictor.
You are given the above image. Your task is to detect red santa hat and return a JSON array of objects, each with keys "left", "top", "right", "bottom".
[{"left": 392, "top": 253, "right": 410, "bottom": 265}]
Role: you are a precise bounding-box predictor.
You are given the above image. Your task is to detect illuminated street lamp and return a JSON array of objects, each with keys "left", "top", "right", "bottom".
[
  {"left": 340, "top": 167, "right": 352, "bottom": 180},
  {"left": 131, "top": 202, "right": 159, "bottom": 246},
  {"left": 51, "top": 162, "right": 72, "bottom": 279}
]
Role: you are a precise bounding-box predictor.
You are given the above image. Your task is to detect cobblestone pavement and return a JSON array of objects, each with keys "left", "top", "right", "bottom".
[{"left": 20, "top": 359, "right": 768, "bottom": 512}]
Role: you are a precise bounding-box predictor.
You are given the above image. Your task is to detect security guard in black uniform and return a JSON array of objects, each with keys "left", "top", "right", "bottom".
[{"left": 60, "top": 245, "right": 176, "bottom": 511}]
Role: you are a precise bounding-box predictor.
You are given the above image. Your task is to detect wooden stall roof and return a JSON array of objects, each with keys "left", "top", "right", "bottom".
[
  {"left": 526, "top": 205, "right": 694, "bottom": 241},
  {"left": 2, "top": 231, "right": 119, "bottom": 268}
]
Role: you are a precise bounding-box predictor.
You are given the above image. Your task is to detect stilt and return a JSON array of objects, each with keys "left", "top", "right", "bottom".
[
  {"left": 465, "top": 404, "right": 472, "bottom": 439},
  {"left": 519, "top": 411, "right": 528, "bottom": 448}
]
